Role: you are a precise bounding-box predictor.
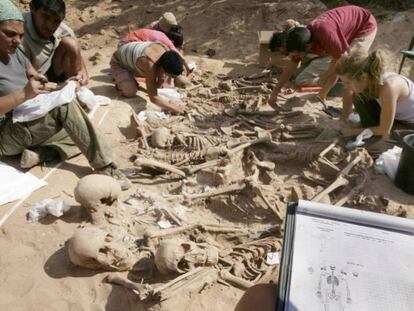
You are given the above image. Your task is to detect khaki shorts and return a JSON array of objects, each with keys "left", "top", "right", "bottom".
[
  {"left": 349, "top": 28, "right": 377, "bottom": 54},
  {"left": 295, "top": 56, "right": 332, "bottom": 86}
]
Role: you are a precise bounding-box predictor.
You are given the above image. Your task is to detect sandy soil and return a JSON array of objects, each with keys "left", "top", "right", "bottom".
[{"left": 1, "top": 1, "right": 414, "bottom": 310}]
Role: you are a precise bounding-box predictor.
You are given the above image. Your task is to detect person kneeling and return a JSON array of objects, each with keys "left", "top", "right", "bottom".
[
  {"left": 337, "top": 49, "right": 414, "bottom": 156},
  {"left": 110, "top": 41, "right": 185, "bottom": 114}
]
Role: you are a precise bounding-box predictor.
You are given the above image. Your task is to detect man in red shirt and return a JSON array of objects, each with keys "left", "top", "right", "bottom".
[{"left": 269, "top": 5, "right": 377, "bottom": 120}]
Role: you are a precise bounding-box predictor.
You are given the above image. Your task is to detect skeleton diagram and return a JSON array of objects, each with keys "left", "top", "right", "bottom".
[{"left": 314, "top": 265, "right": 358, "bottom": 311}]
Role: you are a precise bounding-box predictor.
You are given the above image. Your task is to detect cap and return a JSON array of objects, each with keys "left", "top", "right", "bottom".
[{"left": 158, "top": 12, "right": 177, "bottom": 32}]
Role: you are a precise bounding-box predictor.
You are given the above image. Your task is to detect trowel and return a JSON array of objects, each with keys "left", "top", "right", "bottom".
[{"left": 316, "top": 96, "right": 341, "bottom": 118}]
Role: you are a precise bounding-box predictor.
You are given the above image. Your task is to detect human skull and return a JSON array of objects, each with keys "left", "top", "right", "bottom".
[
  {"left": 68, "top": 226, "right": 135, "bottom": 271},
  {"left": 155, "top": 240, "right": 219, "bottom": 275},
  {"left": 151, "top": 127, "right": 174, "bottom": 148},
  {"left": 74, "top": 174, "right": 122, "bottom": 225}
]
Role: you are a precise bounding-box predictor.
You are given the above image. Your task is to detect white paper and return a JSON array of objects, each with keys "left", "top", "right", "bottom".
[
  {"left": 0, "top": 161, "right": 47, "bottom": 206},
  {"left": 286, "top": 201, "right": 414, "bottom": 311},
  {"left": 266, "top": 252, "right": 280, "bottom": 265}
]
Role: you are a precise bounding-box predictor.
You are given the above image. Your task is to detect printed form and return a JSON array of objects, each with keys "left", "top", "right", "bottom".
[{"left": 286, "top": 203, "right": 414, "bottom": 311}]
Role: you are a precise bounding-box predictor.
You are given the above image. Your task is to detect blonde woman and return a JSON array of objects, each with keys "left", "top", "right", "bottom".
[{"left": 336, "top": 49, "right": 414, "bottom": 155}]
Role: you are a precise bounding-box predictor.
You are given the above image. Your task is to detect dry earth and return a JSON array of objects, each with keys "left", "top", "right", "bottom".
[{"left": 1, "top": 1, "right": 414, "bottom": 311}]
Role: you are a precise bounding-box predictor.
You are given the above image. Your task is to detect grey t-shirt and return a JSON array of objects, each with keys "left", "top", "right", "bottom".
[
  {"left": 0, "top": 50, "right": 31, "bottom": 121},
  {"left": 19, "top": 12, "right": 76, "bottom": 74}
]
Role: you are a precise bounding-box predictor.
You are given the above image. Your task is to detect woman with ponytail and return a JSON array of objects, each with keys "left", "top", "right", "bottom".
[{"left": 337, "top": 49, "right": 414, "bottom": 155}]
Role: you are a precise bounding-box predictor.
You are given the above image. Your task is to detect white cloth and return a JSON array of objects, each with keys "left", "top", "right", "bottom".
[
  {"left": 13, "top": 81, "right": 77, "bottom": 123},
  {"left": 346, "top": 128, "right": 374, "bottom": 149},
  {"left": 12, "top": 82, "right": 111, "bottom": 122}
]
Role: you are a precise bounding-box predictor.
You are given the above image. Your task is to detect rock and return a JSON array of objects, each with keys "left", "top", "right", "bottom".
[
  {"left": 206, "top": 48, "right": 216, "bottom": 58},
  {"left": 89, "top": 52, "right": 103, "bottom": 65},
  {"left": 20, "top": 0, "right": 31, "bottom": 3},
  {"left": 218, "top": 95, "right": 233, "bottom": 104},
  {"left": 218, "top": 81, "right": 233, "bottom": 91},
  {"left": 197, "top": 88, "right": 212, "bottom": 99},
  {"left": 174, "top": 75, "right": 192, "bottom": 89},
  {"left": 81, "top": 42, "right": 90, "bottom": 51}
]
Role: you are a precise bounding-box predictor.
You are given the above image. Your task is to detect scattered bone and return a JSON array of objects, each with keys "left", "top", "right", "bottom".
[
  {"left": 276, "top": 123, "right": 322, "bottom": 141},
  {"left": 158, "top": 207, "right": 183, "bottom": 226},
  {"left": 174, "top": 75, "right": 192, "bottom": 89},
  {"left": 144, "top": 224, "right": 247, "bottom": 242},
  {"left": 237, "top": 110, "right": 278, "bottom": 117},
  {"left": 130, "top": 109, "right": 150, "bottom": 150},
  {"left": 312, "top": 155, "right": 362, "bottom": 202},
  {"left": 218, "top": 81, "right": 233, "bottom": 91},
  {"left": 153, "top": 267, "right": 218, "bottom": 301},
  {"left": 290, "top": 184, "right": 317, "bottom": 201},
  {"left": 186, "top": 84, "right": 203, "bottom": 92},
  {"left": 334, "top": 170, "right": 369, "bottom": 206},
  {"left": 319, "top": 138, "right": 339, "bottom": 158},
  {"left": 151, "top": 127, "right": 174, "bottom": 148},
  {"left": 134, "top": 156, "right": 186, "bottom": 177},
  {"left": 227, "top": 135, "right": 271, "bottom": 155},
  {"left": 264, "top": 141, "right": 332, "bottom": 164},
  {"left": 219, "top": 236, "right": 281, "bottom": 284},
  {"left": 250, "top": 185, "right": 283, "bottom": 222},
  {"left": 169, "top": 182, "right": 246, "bottom": 201},
  {"left": 219, "top": 270, "right": 254, "bottom": 289},
  {"left": 235, "top": 85, "right": 268, "bottom": 93},
  {"left": 244, "top": 71, "right": 271, "bottom": 80},
  {"left": 105, "top": 273, "right": 153, "bottom": 301},
  {"left": 184, "top": 158, "right": 229, "bottom": 175},
  {"left": 153, "top": 148, "right": 222, "bottom": 165},
  {"left": 245, "top": 150, "right": 275, "bottom": 171}
]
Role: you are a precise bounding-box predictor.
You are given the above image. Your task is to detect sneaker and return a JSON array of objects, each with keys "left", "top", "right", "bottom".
[
  {"left": 20, "top": 147, "right": 60, "bottom": 169},
  {"left": 96, "top": 163, "right": 132, "bottom": 191},
  {"left": 20, "top": 149, "right": 41, "bottom": 169}
]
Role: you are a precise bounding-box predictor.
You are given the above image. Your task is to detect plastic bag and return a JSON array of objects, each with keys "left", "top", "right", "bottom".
[
  {"left": 27, "top": 198, "right": 71, "bottom": 222},
  {"left": 137, "top": 111, "right": 169, "bottom": 121},
  {"left": 157, "top": 88, "right": 185, "bottom": 102},
  {"left": 13, "top": 81, "right": 77, "bottom": 123},
  {"left": 188, "top": 62, "right": 197, "bottom": 72},
  {"left": 77, "top": 87, "right": 111, "bottom": 117},
  {"left": 77, "top": 86, "right": 97, "bottom": 110},
  {"left": 374, "top": 146, "right": 402, "bottom": 180}
]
